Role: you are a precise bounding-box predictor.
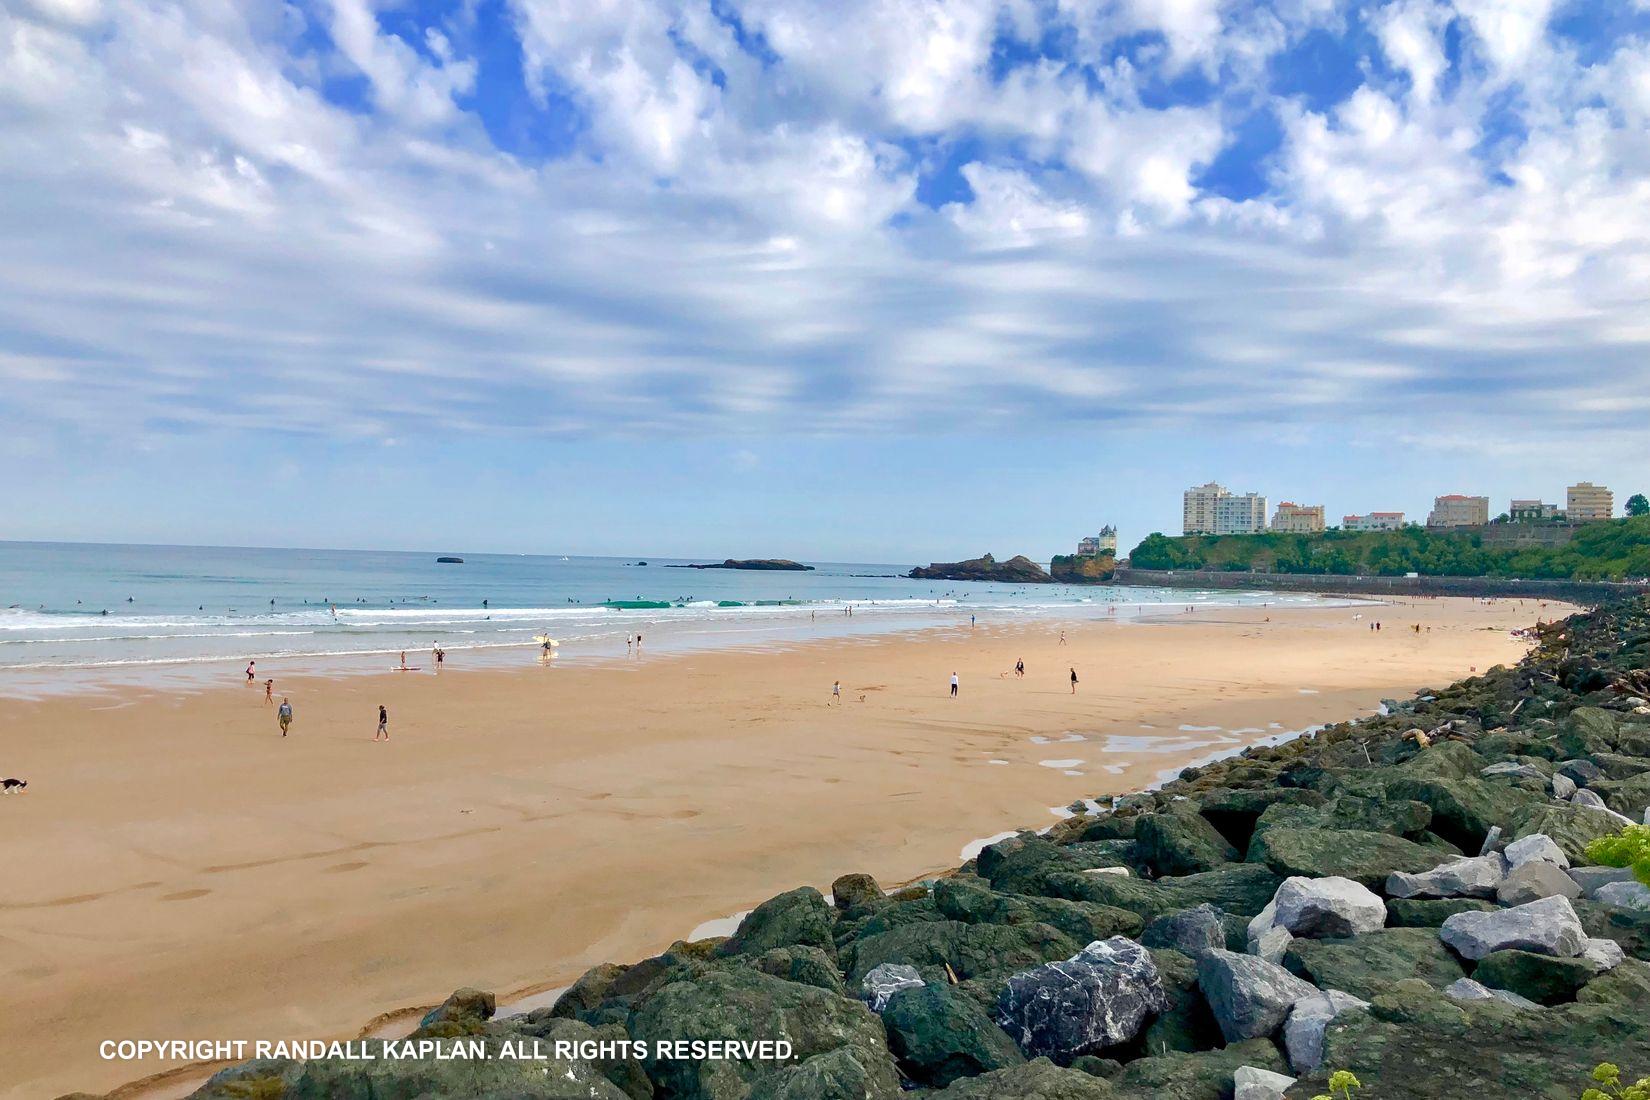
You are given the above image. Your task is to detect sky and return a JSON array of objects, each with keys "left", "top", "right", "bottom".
[{"left": 3, "top": 0, "right": 1650, "bottom": 563}]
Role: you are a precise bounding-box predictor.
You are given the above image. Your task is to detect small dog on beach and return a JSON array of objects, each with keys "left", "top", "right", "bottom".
[{"left": 1, "top": 778, "right": 27, "bottom": 793}]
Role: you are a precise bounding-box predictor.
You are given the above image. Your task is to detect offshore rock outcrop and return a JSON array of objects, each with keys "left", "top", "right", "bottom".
[
  {"left": 191, "top": 598, "right": 1650, "bottom": 1099},
  {"left": 907, "top": 553, "right": 1053, "bottom": 583}
]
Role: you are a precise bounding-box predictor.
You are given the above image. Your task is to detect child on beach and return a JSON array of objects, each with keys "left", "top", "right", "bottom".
[
  {"left": 277, "top": 698, "right": 292, "bottom": 736},
  {"left": 246, "top": 660, "right": 256, "bottom": 682},
  {"left": 950, "top": 672, "right": 959, "bottom": 698},
  {"left": 264, "top": 679, "right": 273, "bottom": 703},
  {"left": 831, "top": 680, "right": 841, "bottom": 704},
  {"left": 375, "top": 705, "right": 389, "bottom": 741},
  {"left": 1070, "top": 668, "right": 1079, "bottom": 694}
]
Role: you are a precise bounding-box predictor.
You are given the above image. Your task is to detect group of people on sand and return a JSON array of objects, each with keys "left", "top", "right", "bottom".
[
  {"left": 247, "top": 657, "right": 390, "bottom": 741},
  {"left": 830, "top": 636, "right": 1081, "bottom": 705}
]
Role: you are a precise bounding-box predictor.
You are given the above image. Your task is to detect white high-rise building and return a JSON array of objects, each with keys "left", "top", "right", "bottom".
[
  {"left": 1184, "top": 482, "right": 1268, "bottom": 535},
  {"left": 1183, "top": 482, "right": 1226, "bottom": 535}
]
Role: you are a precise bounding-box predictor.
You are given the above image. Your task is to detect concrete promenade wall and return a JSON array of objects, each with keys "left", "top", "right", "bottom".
[{"left": 1114, "top": 568, "right": 1648, "bottom": 605}]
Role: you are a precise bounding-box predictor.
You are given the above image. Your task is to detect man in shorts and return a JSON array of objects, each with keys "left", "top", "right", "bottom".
[{"left": 277, "top": 698, "right": 293, "bottom": 736}]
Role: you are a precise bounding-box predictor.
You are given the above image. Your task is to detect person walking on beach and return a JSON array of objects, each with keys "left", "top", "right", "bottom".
[
  {"left": 626, "top": 634, "right": 633, "bottom": 654},
  {"left": 264, "top": 678, "right": 274, "bottom": 704},
  {"left": 950, "top": 672, "right": 959, "bottom": 699},
  {"left": 246, "top": 660, "right": 256, "bottom": 682},
  {"left": 375, "top": 705, "right": 389, "bottom": 741},
  {"left": 1070, "top": 667, "right": 1079, "bottom": 694},
  {"left": 1058, "top": 630, "right": 1066, "bottom": 646},
  {"left": 277, "top": 698, "right": 292, "bottom": 737},
  {"left": 831, "top": 680, "right": 841, "bottom": 705},
  {"left": 1015, "top": 658, "right": 1025, "bottom": 678}
]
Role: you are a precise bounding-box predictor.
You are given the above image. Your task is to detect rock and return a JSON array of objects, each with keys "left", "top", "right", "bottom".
[
  {"left": 1495, "top": 859, "right": 1583, "bottom": 905},
  {"left": 1283, "top": 989, "right": 1369, "bottom": 1073},
  {"left": 846, "top": 919, "right": 1079, "bottom": 988},
  {"left": 1136, "top": 812, "right": 1238, "bottom": 876},
  {"left": 1233, "top": 1064, "right": 1296, "bottom": 1100},
  {"left": 1141, "top": 948, "right": 1223, "bottom": 1055},
  {"left": 994, "top": 937, "right": 1167, "bottom": 1058},
  {"left": 1581, "top": 937, "right": 1626, "bottom": 972},
  {"left": 1570, "top": 865, "right": 1641, "bottom": 897},
  {"left": 1271, "top": 876, "right": 1386, "bottom": 938},
  {"left": 1560, "top": 759, "right": 1606, "bottom": 787},
  {"left": 927, "top": 1058, "right": 1119, "bottom": 1098},
  {"left": 1108, "top": 1039, "right": 1287, "bottom": 1100},
  {"left": 1478, "top": 825, "right": 1503, "bottom": 855},
  {"left": 1197, "top": 787, "right": 1326, "bottom": 851},
  {"left": 1444, "top": 976, "right": 1542, "bottom": 1009},
  {"left": 1037, "top": 863, "right": 1282, "bottom": 922},
  {"left": 1384, "top": 897, "right": 1497, "bottom": 927},
  {"left": 1141, "top": 904, "right": 1225, "bottom": 960},
  {"left": 1283, "top": 928, "right": 1464, "bottom": 1001},
  {"left": 1513, "top": 802, "right": 1630, "bottom": 861},
  {"left": 549, "top": 963, "right": 628, "bottom": 1021},
  {"left": 1577, "top": 957, "right": 1650, "bottom": 1004},
  {"left": 1571, "top": 788, "right": 1636, "bottom": 826},
  {"left": 1595, "top": 880, "right": 1650, "bottom": 911},
  {"left": 718, "top": 887, "right": 836, "bottom": 959},
  {"left": 1247, "top": 827, "right": 1444, "bottom": 889},
  {"left": 1251, "top": 924, "right": 1294, "bottom": 965},
  {"left": 831, "top": 873, "right": 884, "bottom": 913},
  {"left": 1592, "top": 773, "right": 1650, "bottom": 817},
  {"left": 415, "top": 987, "right": 496, "bottom": 1036},
  {"left": 859, "top": 963, "right": 924, "bottom": 1013},
  {"left": 1552, "top": 773, "right": 1577, "bottom": 799},
  {"left": 630, "top": 967, "right": 901, "bottom": 1099},
  {"left": 908, "top": 554, "right": 1053, "bottom": 583},
  {"left": 1482, "top": 762, "right": 1545, "bottom": 781},
  {"left": 1439, "top": 895, "right": 1587, "bottom": 960},
  {"left": 1559, "top": 707, "right": 1621, "bottom": 756},
  {"left": 751, "top": 946, "right": 844, "bottom": 994},
  {"left": 1383, "top": 773, "right": 1538, "bottom": 854},
  {"left": 881, "top": 983, "right": 1025, "bottom": 1087},
  {"left": 1195, "top": 948, "right": 1318, "bottom": 1042},
  {"left": 1503, "top": 833, "right": 1569, "bottom": 870},
  {"left": 1385, "top": 854, "right": 1507, "bottom": 900},
  {"left": 932, "top": 878, "right": 1143, "bottom": 944},
  {"left": 1474, "top": 948, "right": 1595, "bottom": 1004}
]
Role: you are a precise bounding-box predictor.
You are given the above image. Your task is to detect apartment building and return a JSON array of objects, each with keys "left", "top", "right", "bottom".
[
  {"left": 1342, "top": 512, "right": 1405, "bottom": 531},
  {"left": 1271, "top": 502, "right": 1326, "bottom": 533},
  {"left": 1566, "top": 482, "right": 1613, "bottom": 522},
  {"left": 1427, "top": 494, "right": 1490, "bottom": 528},
  {"left": 1184, "top": 482, "right": 1267, "bottom": 535}
]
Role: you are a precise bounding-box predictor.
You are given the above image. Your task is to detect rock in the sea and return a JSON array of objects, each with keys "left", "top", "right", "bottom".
[
  {"left": 1503, "top": 833, "right": 1569, "bottom": 870},
  {"left": 1141, "top": 904, "right": 1226, "bottom": 960},
  {"left": 1595, "top": 880, "right": 1650, "bottom": 911},
  {"left": 1283, "top": 989, "right": 1369, "bottom": 1073},
  {"left": 907, "top": 554, "right": 1053, "bottom": 583},
  {"left": 1385, "top": 854, "right": 1507, "bottom": 900},
  {"left": 1439, "top": 895, "right": 1587, "bottom": 960},
  {"left": 994, "top": 937, "right": 1167, "bottom": 1058},
  {"left": 860, "top": 963, "right": 924, "bottom": 1013},
  {"left": 1568, "top": 865, "right": 1641, "bottom": 898},
  {"left": 1271, "top": 876, "right": 1386, "bottom": 938},
  {"left": 1444, "top": 976, "right": 1542, "bottom": 1009},
  {"left": 1472, "top": 948, "right": 1596, "bottom": 1004},
  {"left": 1233, "top": 1065, "right": 1297, "bottom": 1100},
  {"left": 1582, "top": 937, "right": 1626, "bottom": 972},
  {"left": 1495, "top": 859, "right": 1583, "bottom": 906},
  {"left": 1196, "top": 948, "right": 1318, "bottom": 1042},
  {"left": 881, "top": 983, "right": 1025, "bottom": 1087}
]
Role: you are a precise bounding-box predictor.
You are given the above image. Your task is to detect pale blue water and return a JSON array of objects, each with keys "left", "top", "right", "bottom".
[{"left": 0, "top": 541, "right": 1335, "bottom": 695}]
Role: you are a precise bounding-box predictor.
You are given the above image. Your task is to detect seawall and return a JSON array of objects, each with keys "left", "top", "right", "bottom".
[{"left": 1114, "top": 567, "right": 1649, "bottom": 604}]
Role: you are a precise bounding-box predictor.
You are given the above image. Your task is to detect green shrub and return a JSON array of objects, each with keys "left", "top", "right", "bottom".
[
  {"left": 1584, "top": 825, "right": 1650, "bottom": 887},
  {"left": 1583, "top": 1061, "right": 1650, "bottom": 1100},
  {"left": 1313, "top": 1069, "right": 1362, "bottom": 1100}
]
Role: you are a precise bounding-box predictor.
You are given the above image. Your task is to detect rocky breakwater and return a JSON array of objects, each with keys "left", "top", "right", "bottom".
[
  {"left": 187, "top": 599, "right": 1650, "bottom": 1099},
  {"left": 671, "top": 559, "right": 815, "bottom": 571},
  {"left": 907, "top": 553, "right": 1053, "bottom": 583}
]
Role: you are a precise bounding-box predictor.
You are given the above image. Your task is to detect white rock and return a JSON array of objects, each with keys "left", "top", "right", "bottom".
[
  {"left": 1386, "top": 854, "right": 1508, "bottom": 899},
  {"left": 1504, "top": 834, "right": 1569, "bottom": 870},
  {"left": 1444, "top": 977, "right": 1542, "bottom": 1010},
  {"left": 1495, "top": 860, "right": 1582, "bottom": 906},
  {"left": 1572, "top": 790, "right": 1639, "bottom": 827},
  {"left": 1567, "top": 866, "right": 1639, "bottom": 898},
  {"left": 1551, "top": 774, "right": 1577, "bottom": 800},
  {"left": 1252, "top": 925, "right": 1294, "bottom": 965},
  {"left": 1582, "top": 937, "right": 1626, "bottom": 972},
  {"left": 1594, "top": 880, "right": 1650, "bottom": 912},
  {"left": 1272, "top": 876, "right": 1386, "bottom": 939},
  {"left": 1083, "top": 866, "right": 1131, "bottom": 876},
  {"left": 860, "top": 963, "right": 925, "bottom": 1013},
  {"left": 1283, "top": 989, "right": 1369, "bottom": 1073},
  {"left": 1439, "top": 895, "right": 1587, "bottom": 960},
  {"left": 1478, "top": 826, "right": 1503, "bottom": 856},
  {"left": 1234, "top": 1064, "right": 1298, "bottom": 1100}
]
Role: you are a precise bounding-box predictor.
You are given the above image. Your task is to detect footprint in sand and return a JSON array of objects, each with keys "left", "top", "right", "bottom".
[
  {"left": 162, "top": 889, "right": 211, "bottom": 902},
  {"left": 325, "top": 861, "right": 369, "bottom": 874}
]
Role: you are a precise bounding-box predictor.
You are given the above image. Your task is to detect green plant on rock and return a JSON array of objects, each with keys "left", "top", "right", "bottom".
[
  {"left": 1583, "top": 1062, "right": 1650, "bottom": 1100},
  {"left": 1313, "top": 1069, "right": 1363, "bottom": 1100},
  {"left": 1584, "top": 825, "right": 1650, "bottom": 887}
]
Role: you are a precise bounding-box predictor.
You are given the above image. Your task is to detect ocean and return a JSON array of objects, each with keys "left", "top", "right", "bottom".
[{"left": 0, "top": 541, "right": 1333, "bottom": 695}]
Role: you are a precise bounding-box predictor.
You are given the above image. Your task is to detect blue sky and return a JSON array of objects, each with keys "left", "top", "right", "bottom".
[{"left": 3, "top": 0, "right": 1650, "bottom": 561}]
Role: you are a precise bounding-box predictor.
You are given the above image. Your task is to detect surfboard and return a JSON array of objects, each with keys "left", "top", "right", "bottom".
[
  {"left": 533, "top": 636, "right": 560, "bottom": 646},
  {"left": 393, "top": 666, "right": 422, "bottom": 670}
]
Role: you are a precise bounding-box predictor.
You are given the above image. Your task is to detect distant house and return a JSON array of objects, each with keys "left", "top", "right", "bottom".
[
  {"left": 1076, "top": 525, "right": 1117, "bottom": 556},
  {"left": 1427, "top": 495, "right": 1490, "bottom": 528},
  {"left": 1343, "top": 512, "right": 1405, "bottom": 531},
  {"left": 1510, "top": 499, "right": 1563, "bottom": 523},
  {"left": 1271, "top": 502, "right": 1325, "bottom": 533}
]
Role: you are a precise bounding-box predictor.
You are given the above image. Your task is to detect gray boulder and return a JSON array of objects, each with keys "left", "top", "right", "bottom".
[
  {"left": 1385, "top": 854, "right": 1507, "bottom": 900},
  {"left": 1272, "top": 876, "right": 1385, "bottom": 938},
  {"left": 1196, "top": 948, "right": 1318, "bottom": 1042},
  {"left": 1438, "top": 895, "right": 1587, "bottom": 960},
  {"left": 1572, "top": 789, "right": 1639, "bottom": 826},
  {"left": 1583, "top": 937, "right": 1626, "bottom": 972},
  {"left": 994, "top": 937, "right": 1167, "bottom": 1058},
  {"left": 1560, "top": 759, "right": 1605, "bottom": 787},
  {"left": 1552, "top": 774, "right": 1577, "bottom": 800},
  {"left": 1595, "top": 880, "right": 1650, "bottom": 912},
  {"left": 1568, "top": 865, "right": 1640, "bottom": 898},
  {"left": 1495, "top": 860, "right": 1582, "bottom": 906},
  {"left": 1504, "top": 833, "right": 1569, "bottom": 870},
  {"left": 1141, "top": 904, "right": 1225, "bottom": 960},
  {"left": 1483, "top": 762, "right": 1545, "bottom": 781},
  {"left": 1233, "top": 1064, "right": 1297, "bottom": 1100},
  {"left": 1444, "top": 976, "right": 1542, "bottom": 1009},
  {"left": 1283, "top": 989, "right": 1368, "bottom": 1073},
  {"left": 861, "top": 963, "right": 924, "bottom": 1013}
]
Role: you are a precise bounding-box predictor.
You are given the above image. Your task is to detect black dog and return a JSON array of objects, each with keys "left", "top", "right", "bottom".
[{"left": 1, "top": 778, "right": 26, "bottom": 793}]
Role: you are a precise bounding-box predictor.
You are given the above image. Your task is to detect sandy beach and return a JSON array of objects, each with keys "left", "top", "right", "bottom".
[{"left": 0, "top": 597, "right": 1560, "bottom": 1099}]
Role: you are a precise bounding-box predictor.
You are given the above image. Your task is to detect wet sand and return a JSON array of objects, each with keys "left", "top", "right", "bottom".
[{"left": 0, "top": 597, "right": 1558, "bottom": 1098}]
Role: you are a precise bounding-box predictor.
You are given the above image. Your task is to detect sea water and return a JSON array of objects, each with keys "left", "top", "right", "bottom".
[{"left": 0, "top": 541, "right": 1336, "bottom": 695}]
